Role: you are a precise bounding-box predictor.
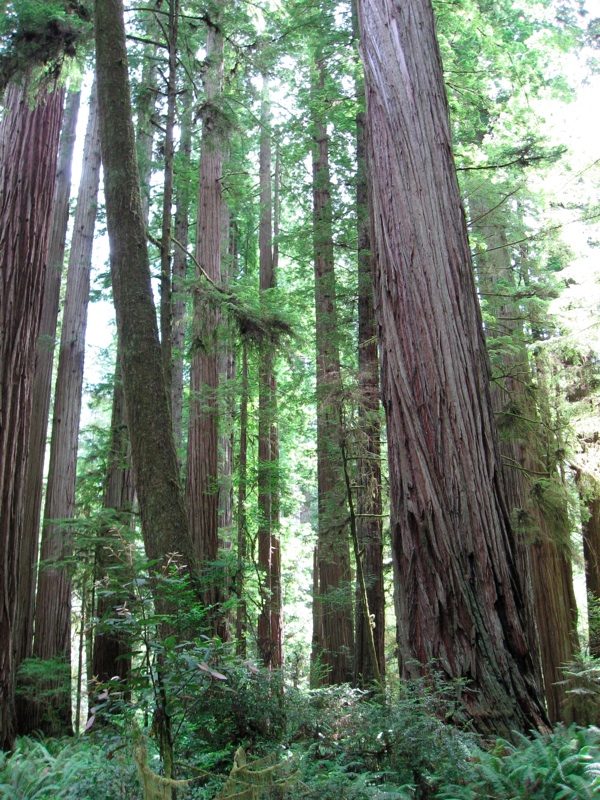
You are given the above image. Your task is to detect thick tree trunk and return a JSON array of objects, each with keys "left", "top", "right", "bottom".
[
  {"left": 357, "top": 0, "right": 547, "bottom": 735},
  {"left": 310, "top": 60, "right": 353, "bottom": 685},
  {"left": 17, "top": 90, "right": 80, "bottom": 676},
  {"left": 91, "top": 56, "right": 157, "bottom": 694},
  {"left": 94, "top": 0, "right": 197, "bottom": 582},
  {"left": 354, "top": 72, "right": 384, "bottom": 687},
  {"left": 23, "top": 82, "right": 102, "bottom": 736},
  {"left": 474, "top": 207, "right": 576, "bottom": 724},
  {"left": 0, "top": 78, "right": 64, "bottom": 751},
  {"left": 186, "top": 18, "right": 225, "bottom": 633}
]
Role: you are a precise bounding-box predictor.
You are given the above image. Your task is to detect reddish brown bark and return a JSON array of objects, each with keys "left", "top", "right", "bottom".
[
  {"left": 475, "top": 207, "right": 576, "bottom": 724},
  {"left": 0, "top": 79, "right": 64, "bottom": 750},
  {"left": 172, "top": 106, "right": 192, "bottom": 456},
  {"left": 310, "top": 60, "right": 353, "bottom": 685},
  {"left": 357, "top": 0, "right": 547, "bottom": 735},
  {"left": 581, "top": 483, "right": 600, "bottom": 657},
  {"left": 186, "top": 18, "right": 225, "bottom": 634},
  {"left": 160, "top": 0, "right": 179, "bottom": 393},
  {"left": 17, "top": 90, "right": 80, "bottom": 675},
  {"left": 354, "top": 68, "right": 384, "bottom": 686},
  {"left": 257, "top": 89, "right": 283, "bottom": 669},
  {"left": 25, "top": 82, "right": 101, "bottom": 736},
  {"left": 236, "top": 342, "right": 249, "bottom": 657}
]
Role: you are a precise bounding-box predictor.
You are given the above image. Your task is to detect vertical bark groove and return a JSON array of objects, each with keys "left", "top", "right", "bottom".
[
  {"left": 0, "top": 78, "right": 64, "bottom": 750},
  {"left": 357, "top": 0, "right": 547, "bottom": 735}
]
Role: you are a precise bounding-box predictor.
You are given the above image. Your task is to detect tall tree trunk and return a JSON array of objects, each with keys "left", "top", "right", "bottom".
[
  {"left": 186, "top": 16, "right": 225, "bottom": 634},
  {"left": 91, "top": 55, "right": 157, "bottom": 693},
  {"left": 160, "top": 0, "right": 179, "bottom": 392},
  {"left": 172, "top": 105, "right": 192, "bottom": 457},
  {"left": 270, "top": 146, "right": 283, "bottom": 669},
  {"left": 580, "top": 475, "right": 600, "bottom": 657},
  {"left": 91, "top": 363, "right": 135, "bottom": 691},
  {"left": 357, "top": 0, "right": 547, "bottom": 735},
  {"left": 310, "top": 59, "right": 353, "bottom": 685},
  {"left": 219, "top": 203, "right": 235, "bottom": 544},
  {"left": 474, "top": 206, "right": 576, "bottom": 724},
  {"left": 236, "top": 341, "right": 249, "bottom": 657},
  {"left": 17, "top": 89, "right": 80, "bottom": 677},
  {"left": 136, "top": 50, "right": 158, "bottom": 223},
  {"left": 0, "top": 78, "right": 64, "bottom": 751},
  {"left": 25, "top": 82, "right": 102, "bottom": 736},
  {"left": 94, "top": 0, "right": 197, "bottom": 580},
  {"left": 257, "top": 88, "right": 282, "bottom": 668},
  {"left": 353, "top": 50, "right": 384, "bottom": 686}
]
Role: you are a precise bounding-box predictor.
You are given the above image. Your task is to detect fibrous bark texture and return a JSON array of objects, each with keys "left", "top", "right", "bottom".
[
  {"left": 582, "top": 481, "right": 600, "bottom": 657},
  {"left": 17, "top": 89, "right": 80, "bottom": 678},
  {"left": 25, "top": 82, "right": 101, "bottom": 736},
  {"left": 474, "top": 204, "right": 576, "bottom": 724},
  {"left": 186, "top": 18, "right": 225, "bottom": 632},
  {"left": 310, "top": 60, "right": 353, "bottom": 686},
  {"left": 354, "top": 70, "right": 384, "bottom": 686},
  {"left": 172, "top": 106, "right": 192, "bottom": 456},
  {"left": 257, "top": 89, "right": 283, "bottom": 669},
  {"left": 357, "top": 0, "right": 547, "bottom": 735},
  {"left": 0, "top": 78, "right": 64, "bottom": 751},
  {"left": 94, "top": 0, "right": 196, "bottom": 591}
]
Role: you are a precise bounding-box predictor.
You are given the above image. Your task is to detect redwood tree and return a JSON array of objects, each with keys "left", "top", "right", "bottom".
[
  {"left": 357, "top": 0, "right": 547, "bottom": 735},
  {"left": 24, "top": 81, "right": 102, "bottom": 736},
  {"left": 17, "top": 89, "right": 80, "bottom": 678},
  {"left": 310, "top": 58, "right": 353, "bottom": 685},
  {"left": 257, "top": 87, "right": 283, "bottom": 668},
  {"left": 186, "top": 11, "right": 226, "bottom": 633},
  {"left": 0, "top": 78, "right": 64, "bottom": 750}
]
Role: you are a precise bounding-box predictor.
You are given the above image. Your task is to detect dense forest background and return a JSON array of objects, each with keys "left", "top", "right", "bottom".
[{"left": 2, "top": 0, "right": 600, "bottom": 794}]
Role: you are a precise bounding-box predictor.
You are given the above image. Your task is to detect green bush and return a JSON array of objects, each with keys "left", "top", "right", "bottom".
[
  {"left": 437, "top": 724, "right": 600, "bottom": 799},
  {"left": 0, "top": 737, "right": 140, "bottom": 799}
]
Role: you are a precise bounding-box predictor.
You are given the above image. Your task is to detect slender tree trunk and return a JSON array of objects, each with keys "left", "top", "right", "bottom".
[
  {"left": 91, "top": 363, "right": 135, "bottom": 691},
  {"left": 270, "top": 146, "right": 283, "bottom": 669},
  {"left": 357, "top": 0, "right": 547, "bottom": 735},
  {"left": 353, "top": 45, "right": 384, "bottom": 685},
  {"left": 160, "top": 0, "right": 179, "bottom": 392},
  {"left": 94, "top": 0, "right": 197, "bottom": 580},
  {"left": 219, "top": 202, "right": 235, "bottom": 545},
  {"left": 24, "top": 82, "right": 102, "bottom": 736},
  {"left": 186, "top": 16, "right": 225, "bottom": 633},
  {"left": 580, "top": 476, "right": 600, "bottom": 657},
  {"left": 310, "top": 59, "right": 353, "bottom": 685},
  {"left": 236, "top": 342, "right": 249, "bottom": 657},
  {"left": 257, "top": 88, "right": 282, "bottom": 668},
  {"left": 16, "top": 89, "right": 80, "bottom": 678},
  {"left": 0, "top": 78, "right": 64, "bottom": 751},
  {"left": 136, "top": 50, "right": 158, "bottom": 223},
  {"left": 172, "top": 106, "right": 192, "bottom": 456}
]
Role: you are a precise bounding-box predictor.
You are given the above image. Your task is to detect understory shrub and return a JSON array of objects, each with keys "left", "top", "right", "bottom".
[{"left": 437, "top": 724, "right": 600, "bottom": 799}]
